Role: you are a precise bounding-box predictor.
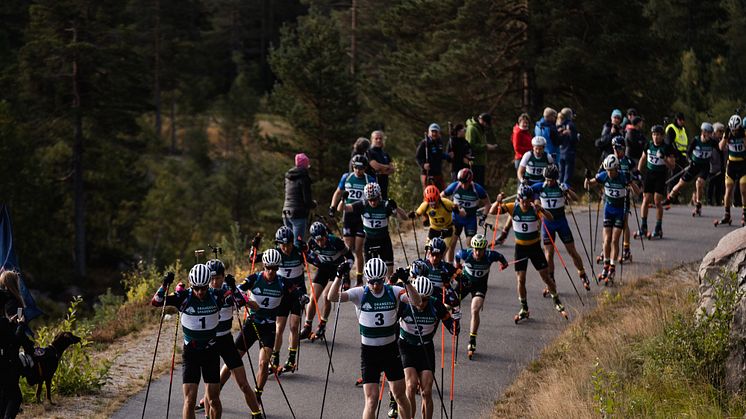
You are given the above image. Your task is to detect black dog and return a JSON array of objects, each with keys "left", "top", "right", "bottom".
[{"left": 21, "top": 331, "right": 82, "bottom": 404}]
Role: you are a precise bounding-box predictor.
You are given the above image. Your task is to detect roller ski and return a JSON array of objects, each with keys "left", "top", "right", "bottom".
[
  {"left": 309, "top": 321, "right": 326, "bottom": 342},
  {"left": 598, "top": 264, "right": 610, "bottom": 284},
  {"left": 619, "top": 248, "right": 632, "bottom": 264},
  {"left": 513, "top": 307, "right": 530, "bottom": 324},
  {"left": 714, "top": 212, "right": 731, "bottom": 227},
  {"left": 299, "top": 322, "right": 313, "bottom": 340},
  {"left": 553, "top": 295, "right": 568, "bottom": 320},
  {"left": 279, "top": 360, "right": 297, "bottom": 375},
  {"left": 387, "top": 397, "right": 399, "bottom": 418},
  {"left": 268, "top": 351, "right": 280, "bottom": 375},
  {"left": 604, "top": 265, "right": 616, "bottom": 286},
  {"left": 580, "top": 271, "right": 591, "bottom": 291},
  {"left": 692, "top": 202, "right": 702, "bottom": 217},
  {"left": 467, "top": 338, "right": 477, "bottom": 359},
  {"left": 633, "top": 226, "right": 647, "bottom": 239},
  {"left": 649, "top": 228, "right": 662, "bottom": 240},
  {"left": 542, "top": 274, "right": 554, "bottom": 297},
  {"left": 595, "top": 254, "right": 603, "bottom": 264}
]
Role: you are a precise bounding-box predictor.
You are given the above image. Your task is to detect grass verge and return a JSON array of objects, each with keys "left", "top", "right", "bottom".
[{"left": 493, "top": 264, "right": 746, "bottom": 418}]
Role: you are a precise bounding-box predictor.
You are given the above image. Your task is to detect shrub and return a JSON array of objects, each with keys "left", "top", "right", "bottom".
[{"left": 21, "top": 296, "right": 110, "bottom": 400}]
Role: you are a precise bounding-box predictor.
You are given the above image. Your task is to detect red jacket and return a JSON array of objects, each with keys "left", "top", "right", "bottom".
[{"left": 512, "top": 124, "right": 533, "bottom": 160}]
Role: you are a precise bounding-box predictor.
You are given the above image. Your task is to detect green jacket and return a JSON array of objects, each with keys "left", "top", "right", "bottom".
[{"left": 465, "top": 117, "right": 494, "bottom": 165}]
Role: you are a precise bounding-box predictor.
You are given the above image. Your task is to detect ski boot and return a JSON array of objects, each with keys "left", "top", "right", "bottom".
[
  {"left": 310, "top": 321, "right": 326, "bottom": 342},
  {"left": 650, "top": 228, "right": 662, "bottom": 240},
  {"left": 251, "top": 412, "right": 265, "bottom": 419},
  {"left": 598, "top": 264, "right": 610, "bottom": 283},
  {"left": 621, "top": 247, "right": 632, "bottom": 263},
  {"left": 387, "top": 396, "right": 398, "bottom": 418},
  {"left": 605, "top": 265, "right": 616, "bottom": 286},
  {"left": 513, "top": 307, "right": 530, "bottom": 324},
  {"left": 280, "top": 359, "right": 296, "bottom": 374},
  {"left": 269, "top": 351, "right": 280, "bottom": 375},
  {"left": 299, "top": 322, "right": 313, "bottom": 340},
  {"left": 633, "top": 225, "right": 647, "bottom": 239},
  {"left": 595, "top": 253, "right": 604, "bottom": 264},
  {"left": 579, "top": 271, "right": 591, "bottom": 291},
  {"left": 553, "top": 295, "right": 568, "bottom": 320},
  {"left": 467, "top": 334, "right": 477, "bottom": 359},
  {"left": 496, "top": 229, "right": 509, "bottom": 245},
  {"left": 692, "top": 202, "right": 702, "bottom": 217},
  {"left": 254, "top": 387, "right": 263, "bottom": 405},
  {"left": 714, "top": 212, "right": 732, "bottom": 227}
]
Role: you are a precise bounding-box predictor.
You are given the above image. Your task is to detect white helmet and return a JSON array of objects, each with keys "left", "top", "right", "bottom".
[
  {"left": 728, "top": 114, "right": 742, "bottom": 131},
  {"left": 364, "top": 182, "right": 381, "bottom": 200},
  {"left": 531, "top": 136, "right": 547, "bottom": 147},
  {"left": 189, "top": 264, "right": 212, "bottom": 287},
  {"left": 364, "top": 258, "right": 388, "bottom": 281},
  {"left": 412, "top": 276, "right": 433, "bottom": 297},
  {"left": 603, "top": 154, "right": 620, "bottom": 170},
  {"left": 262, "top": 249, "right": 282, "bottom": 267}
]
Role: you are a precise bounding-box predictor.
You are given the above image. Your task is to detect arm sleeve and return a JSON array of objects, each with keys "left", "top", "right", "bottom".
[
  {"left": 237, "top": 274, "right": 257, "bottom": 292},
  {"left": 338, "top": 174, "right": 348, "bottom": 190},
  {"left": 441, "top": 197, "right": 455, "bottom": 211},
  {"left": 415, "top": 201, "right": 428, "bottom": 216},
  {"left": 345, "top": 287, "right": 364, "bottom": 307},
  {"left": 519, "top": 152, "right": 531, "bottom": 167},
  {"left": 443, "top": 182, "right": 458, "bottom": 197},
  {"left": 686, "top": 138, "right": 696, "bottom": 158}
]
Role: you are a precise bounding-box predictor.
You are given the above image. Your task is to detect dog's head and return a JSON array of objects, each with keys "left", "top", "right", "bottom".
[{"left": 52, "top": 332, "right": 82, "bottom": 351}]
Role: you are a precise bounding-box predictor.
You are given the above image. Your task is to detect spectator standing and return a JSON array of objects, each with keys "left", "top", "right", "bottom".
[
  {"left": 367, "top": 130, "right": 395, "bottom": 199},
  {"left": 535, "top": 107, "right": 560, "bottom": 162},
  {"left": 708, "top": 122, "right": 726, "bottom": 205},
  {"left": 511, "top": 113, "right": 532, "bottom": 170},
  {"left": 665, "top": 112, "right": 689, "bottom": 195},
  {"left": 465, "top": 113, "right": 498, "bottom": 185},
  {"left": 622, "top": 108, "right": 638, "bottom": 128},
  {"left": 349, "top": 137, "right": 371, "bottom": 173},
  {"left": 625, "top": 116, "right": 646, "bottom": 164},
  {"left": 416, "top": 123, "right": 448, "bottom": 190},
  {"left": 557, "top": 107, "right": 578, "bottom": 186},
  {"left": 282, "top": 153, "right": 314, "bottom": 244},
  {"left": 447, "top": 123, "right": 472, "bottom": 181},
  {"left": 596, "top": 109, "right": 623, "bottom": 160}
]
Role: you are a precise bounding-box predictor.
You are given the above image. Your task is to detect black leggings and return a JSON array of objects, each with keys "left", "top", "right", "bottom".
[{"left": 0, "top": 364, "right": 22, "bottom": 419}]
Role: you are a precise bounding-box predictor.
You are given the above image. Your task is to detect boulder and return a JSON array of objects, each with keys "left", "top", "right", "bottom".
[{"left": 698, "top": 228, "right": 746, "bottom": 394}]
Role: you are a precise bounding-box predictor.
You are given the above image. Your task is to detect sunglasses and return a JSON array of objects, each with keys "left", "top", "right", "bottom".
[
  {"left": 193, "top": 285, "right": 208, "bottom": 292},
  {"left": 367, "top": 278, "right": 384, "bottom": 285},
  {"left": 265, "top": 266, "right": 279, "bottom": 272}
]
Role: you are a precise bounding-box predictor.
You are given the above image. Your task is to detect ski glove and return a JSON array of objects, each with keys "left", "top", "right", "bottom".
[
  {"left": 386, "top": 199, "right": 398, "bottom": 211},
  {"left": 225, "top": 274, "right": 236, "bottom": 288},
  {"left": 299, "top": 294, "right": 310, "bottom": 306},
  {"left": 328, "top": 207, "right": 336, "bottom": 217},
  {"left": 584, "top": 168, "right": 593, "bottom": 179},
  {"left": 337, "top": 260, "right": 352, "bottom": 277},
  {"left": 251, "top": 234, "right": 262, "bottom": 250},
  {"left": 162, "top": 272, "right": 175, "bottom": 287},
  {"left": 407, "top": 211, "right": 416, "bottom": 219},
  {"left": 18, "top": 352, "right": 34, "bottom": 369}
]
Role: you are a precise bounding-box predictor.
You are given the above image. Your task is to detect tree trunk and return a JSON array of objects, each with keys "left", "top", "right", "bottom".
[
  {"left": 71, "top": 27, "right": 86, "bottom": 280},
  {"left": 350, "top": 0, "right": 356, "bottom": 75}
]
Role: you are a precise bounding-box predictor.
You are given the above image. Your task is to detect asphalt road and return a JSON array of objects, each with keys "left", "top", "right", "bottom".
[{"left": 113, "top": 205, "right": 735, "bottom": 419}]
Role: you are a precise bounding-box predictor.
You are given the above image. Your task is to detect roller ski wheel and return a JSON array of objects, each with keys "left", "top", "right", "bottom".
[
  {"left": 514, "top": 308, "right": 530, "bottom": 324},
  {"left": 580, "top": 272, "right": 591, "bottom": 291},
  {"left": 714, "top": 213, "right": 731, "bottom": 227},
  {"left": 387, "top": 399, "right": 399, "bottom": 418},
  {"left": 598, "top": 266, "right": 609, "bottom": 284},
  {"left": 542, "top": 287, "right": 550, "bottom": 298},
  {"left": 604, "top": 267, "right": 616, "bottom": 286},
  {"left": 299, "top": 323, "right": 312, "bottom": 340},
  {"left": 467, "top": 342, "right": 476, "bottom": 359},
  {"left": 649, "top": 229, "right": 662, "bottom": 240},
  {"left": 692, "top": 203, "right": 702, "bottom": 217},
  {"left": 595, "top": 254, "right": 603, "bottom": 264},
  {"left": 633, "top": 227, "right": 647, "bottom": 239},
  {"left": 621, "top": 249, "right": 632, "bottom": 263},
  {"left": 355, "top": 377, "right": 364, "bottom": 387}
]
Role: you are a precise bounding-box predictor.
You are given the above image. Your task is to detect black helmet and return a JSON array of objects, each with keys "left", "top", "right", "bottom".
[
  {"left": 542, "top": 164, "right": 559, "bottom": 180},
  {"left": 205, "top": 259, "right": 225, "bottom": 276},
  {"left": 351, "top": 154, "right": 369, "bottom": 169},
  {"left": 309, "top": 221, "right": 328, "bottom": 239},
  {"left": 427, "top": 237, "right": 447, "bottom": 255},
  {"left": 275, "top": 226, "right": 294, "bottom": 244}
]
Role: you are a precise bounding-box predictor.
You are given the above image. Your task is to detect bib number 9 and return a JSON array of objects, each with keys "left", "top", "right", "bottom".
[{"left": 521, "top": 223, "right": 528, "bottom": 232}]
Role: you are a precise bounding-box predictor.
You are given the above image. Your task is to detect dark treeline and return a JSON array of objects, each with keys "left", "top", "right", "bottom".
[{"left": 0, "top": 0, "right": 743, "bottom": 296}]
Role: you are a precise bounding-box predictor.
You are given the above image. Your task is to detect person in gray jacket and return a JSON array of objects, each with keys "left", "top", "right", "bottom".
[{"left": 283, "top": 153, "right": 315, "bottom": 244}]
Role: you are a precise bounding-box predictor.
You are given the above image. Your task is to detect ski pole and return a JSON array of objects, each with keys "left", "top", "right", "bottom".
[
  {"left": 620, "top": 196, "right": 627, "bottom": 286},
  {"left": 249, "top": 233, "right": 261, "bottom": 273},
  {"left": 234, "top": 288, "right": 267, "bottom": 419},
  {"left": 540, "top": 217, "right": 584, "bottom": 306},
  {"left": 319, "top": 276, "right": 344, "bottom": 419},
  {"left": 499, "top": 257, "right": 529, "bottom": 270},
  {"left": 301, "top": 250, "right": 334, "bottom": 371},
  {"left": 587, "top": 186, "right": 593, "bottom": 254},
  {"left": 395, "top": 218, "right": 410, "bottom": 266},
  {"left": 441, "top": 289, "right": 446, "bottom": 419},
  {"left": 594, "top": 195, "right": 601, "bottom": 254},
  {"left": 141, "top": 281, "right": 170, "bottom": 419},
  {"left": 411, "top": 215, "right": 421, "bottom": 259},
  {"left": 296, "top": 305, "right": 304, "bottom": 372},
  {"left": 631, "top": 196, "right": 645, "bottom": 252},
  {"left": 449, "top": 320, "right": 456, "bottom": 419},
  {"left": 165, "top": 312, "right": 179, "bottom": 419},
  {"left": 402, "top": 284, "right": 449, "bottom": 419},
  {"left": 490, "top": 201, "right": 502, "bottom": 250},
  {"left": 375, "top": 373, "right": 386, "bottom": 418},
  {"left": 566, "top": 201, "right": 598, "bottom": 285}
]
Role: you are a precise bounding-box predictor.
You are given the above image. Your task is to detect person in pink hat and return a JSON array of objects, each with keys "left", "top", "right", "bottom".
[{"left": 282, "top": 153, "right": 315, "bottom": 244}]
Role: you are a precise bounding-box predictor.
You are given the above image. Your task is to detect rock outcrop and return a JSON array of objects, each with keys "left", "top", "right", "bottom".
[{"left": 698, "top": 228, "right": 746, "bottom": 393}]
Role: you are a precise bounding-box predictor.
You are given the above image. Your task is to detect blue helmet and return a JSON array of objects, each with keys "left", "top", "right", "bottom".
[
  {"left": 611, "top": 135, "right": 625, "bottom": 149},
  {"left": 275, "top": 226, "right": 294, "bottom": 244},
  {"left": 205, "top": 259, "right": 225, "bottom": 276},
  {"left": 309, "top": 221, "right": 328, "bottom": 239},
  {"left": 428, "top": 237, "right": 447, "bottom": 255}
]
